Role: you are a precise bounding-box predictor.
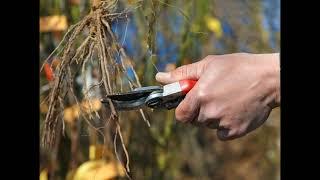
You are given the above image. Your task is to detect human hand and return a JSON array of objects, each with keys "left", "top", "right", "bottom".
[{"left": 156, "top": 53, "right": 280, "bottom": 140}]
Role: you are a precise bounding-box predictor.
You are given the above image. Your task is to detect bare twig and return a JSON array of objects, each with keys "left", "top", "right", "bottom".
[{"left": 41, "top": 1, "right": 147, "bottom": 176}]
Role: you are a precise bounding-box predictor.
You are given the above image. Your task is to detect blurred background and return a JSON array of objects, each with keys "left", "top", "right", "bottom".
[{"left": 40, "top": 0, "right": 280, "bottom": 179}]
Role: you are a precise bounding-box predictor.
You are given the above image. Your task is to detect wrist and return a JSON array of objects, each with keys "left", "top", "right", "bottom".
[
  {"left": 263, "top": 53, "right": 280, "bottom": 108},
  {"left": 252, "top": 53, "right": 280, "bottom": 108},
  {"left": 271, "top": 53, "right": 280, "bottom": 107}
]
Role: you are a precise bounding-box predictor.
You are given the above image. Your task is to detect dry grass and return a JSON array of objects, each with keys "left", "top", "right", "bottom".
[{"left": 40, "top": 0, "right": 148, "bottom": 176}]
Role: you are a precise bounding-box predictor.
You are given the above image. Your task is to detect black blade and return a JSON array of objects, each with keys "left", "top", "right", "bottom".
[
  {"left": 101, "top": 86, "right": 162, "bottom": 102},
  {"left": 112, "top": 99, "right": 146, "bottom": 110},
  {"left": 102, "top": 97, "right": 147, "bottom": 111},
  {"left": 104, "top": 92, "right": 147, "bottom": 101}
]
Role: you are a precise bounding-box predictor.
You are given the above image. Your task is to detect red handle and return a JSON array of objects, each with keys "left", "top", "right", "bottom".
[{"left": 179, "top": 79, "right": 197, "bottom": 95}]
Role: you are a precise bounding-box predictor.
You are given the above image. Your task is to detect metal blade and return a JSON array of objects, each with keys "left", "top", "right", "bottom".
[
  {"left": 100, "top": 86, "right": 164, "bottom": 111},
  {"left": 101, "top": 86, "right": 162, "bottom": 101},
  {"left": 102, "top": 97, "right": 147, "bottom": 111}
]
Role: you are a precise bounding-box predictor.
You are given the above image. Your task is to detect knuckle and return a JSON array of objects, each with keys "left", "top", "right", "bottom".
[
  {"left": 197, "top": 110, "right": 207, "bottom": 124},
  {"left": 239, "top": 124, "right": 249, "bottom": 135},
  {"left": 208, "top": 108, "right": 221, "bottom": 119},
  {"left": 196, "top": 85, "right": 210, "bottom": 103},
  {"left": 229, "top": 128, "right": 240, "bottom": 137},
  {"left": 217, "top": 128, "right": 240, "bottom": 141},
  {"left": 176, "top": 106, "right": 192, "bottom": 123},
  {"left": 200, "top": 106, "right": 221, "bottom": 122},
  {"left": 219, "top": 120, "right": 232, "bottom": 130},
  {"left": 196, "top": 90, "right": 206, "bottom": 103},
  {"left": 176, "top": 113, "right": 190, "bottom": 123},
  {"left": 175, "top": 65, "right": 188, "bottom": 78},
  {"left": 229, "top": 125, "right": 248, "bottom": 138}
]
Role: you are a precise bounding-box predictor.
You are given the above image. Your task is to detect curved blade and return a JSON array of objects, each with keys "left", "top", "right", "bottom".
[
  {"left": 102, "top": 86, "right": 162, "bottom": 101},
  {"left": 104, "top": 97, "right": 147, "bottom": 111}
]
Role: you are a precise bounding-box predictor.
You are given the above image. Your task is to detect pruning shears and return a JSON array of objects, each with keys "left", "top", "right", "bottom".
[{"left": 101, "top": 80, "right": 197, "bottom": 111}]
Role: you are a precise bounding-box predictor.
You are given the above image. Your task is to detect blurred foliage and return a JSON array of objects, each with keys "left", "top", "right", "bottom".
[{"left": 40, "top": 0, "right": 280, "bottom": 179}]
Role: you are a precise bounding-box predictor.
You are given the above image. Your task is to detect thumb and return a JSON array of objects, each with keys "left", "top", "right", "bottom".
[{"left": 155, "top": 60, "right": 207, "bottom": 84}]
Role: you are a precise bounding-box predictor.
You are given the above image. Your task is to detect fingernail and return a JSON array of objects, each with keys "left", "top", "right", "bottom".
[{"left": 155, "top": 72, "right": 170, "bottom": 82}]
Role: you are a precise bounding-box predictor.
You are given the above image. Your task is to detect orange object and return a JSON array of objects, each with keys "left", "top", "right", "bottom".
[
  {"left": 44, "top": 63, "right": 54, "bottom": 81},
  {"left": 39, "top": 15, "right": 68, "bottom": 32}
]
